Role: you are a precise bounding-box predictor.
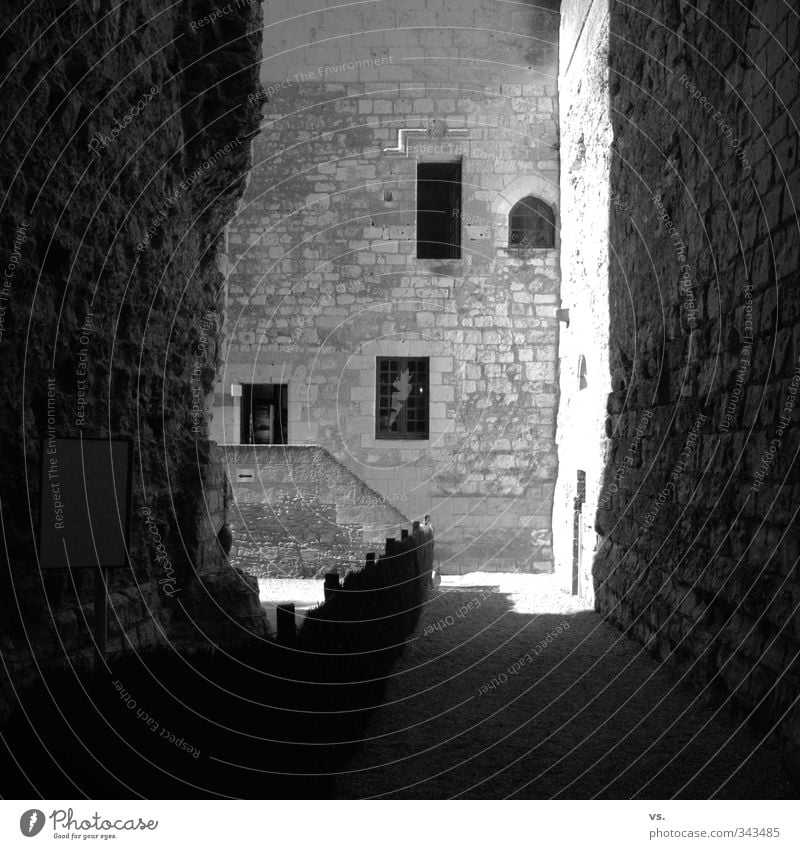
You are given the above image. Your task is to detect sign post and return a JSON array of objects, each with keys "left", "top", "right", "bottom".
[
  {"left": 39, "top": 437, "right": 133, "bottom": 672},
  {"left": 93, "top": 566, "right": 108, "bottom": 670}
]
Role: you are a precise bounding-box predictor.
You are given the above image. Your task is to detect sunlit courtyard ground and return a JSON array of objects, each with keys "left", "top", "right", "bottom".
[{"left": 258, "top": 578, "right": 326, "bottom": 633}]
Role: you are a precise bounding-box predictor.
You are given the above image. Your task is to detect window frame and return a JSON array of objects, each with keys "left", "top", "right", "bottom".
[
  {"left": 240, "top": 383, "right": 289, "bottom": 445},
  {"left": 508, "top": 195, "right": 556, "bottom": 249},
  {"left": 375, "top": 356, "right": 430, "bottom": 440}
]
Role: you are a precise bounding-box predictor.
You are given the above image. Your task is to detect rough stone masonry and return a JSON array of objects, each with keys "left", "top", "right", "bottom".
[
  {"left": 213, "top": 0, "right": 562, "bottom": 573},
  {"left": 556, "top": 0, "right": 800, "bottom": 780},
  {"left": 0, "top": 0, "right": 267, "bottom": 718}
]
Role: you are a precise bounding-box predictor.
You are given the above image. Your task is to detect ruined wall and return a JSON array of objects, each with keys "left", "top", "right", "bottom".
[
  {"left": 0, "top": 0, "right": 267, "bottom": 715},
  {"left": 214, "top": 0, "right": 561, "bottom": 571},
  {"left": 560, "top": 0, "right": 800, "bottom": 773}
]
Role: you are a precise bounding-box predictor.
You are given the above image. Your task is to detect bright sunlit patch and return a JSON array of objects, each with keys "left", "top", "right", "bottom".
[
  {"left": 440, "top": 572, "right": 591, "bottom": 615},
  {"left": 257, "top": 578, "right": 325, "bottom": 632}
]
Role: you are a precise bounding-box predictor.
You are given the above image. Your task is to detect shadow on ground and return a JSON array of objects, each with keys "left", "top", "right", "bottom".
[
  {"left": 335, "top": 586, "right": 799, "bottom": 799},
  {"left": 0, "top": 638, "right": 387, "bottom": 799},
  {"left": 2, "top": 582, "right": 796, "bottom": 799}
]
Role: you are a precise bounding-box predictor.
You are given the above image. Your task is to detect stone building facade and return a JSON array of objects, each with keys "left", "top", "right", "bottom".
[{"left": 213, "top": 0, "right": 562, "bottom": 572}]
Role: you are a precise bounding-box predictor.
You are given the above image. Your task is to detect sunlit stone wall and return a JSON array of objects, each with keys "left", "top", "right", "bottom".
[
  {"left": 554, "top": 0, "right": 613, "bottom": 603},
  {"left": 214, "top": 0, "right": 562, "bottom": 571}
]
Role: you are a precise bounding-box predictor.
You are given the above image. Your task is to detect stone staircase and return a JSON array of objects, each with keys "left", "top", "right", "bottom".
[{"left": 221, "top": 446, "right": 411, "bottom": 578}]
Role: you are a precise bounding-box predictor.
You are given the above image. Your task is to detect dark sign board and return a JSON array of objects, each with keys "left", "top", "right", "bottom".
[{"left": 39, "top": 437, "right": 132, "bottom": 570}]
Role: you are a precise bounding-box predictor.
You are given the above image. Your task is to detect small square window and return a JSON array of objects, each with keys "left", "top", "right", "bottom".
[
  {"left": 376, "top": 357, "right": 429, "bottom": 439},
  {"left": 240, "top": 383, "right": 288, "bottom": 444}
]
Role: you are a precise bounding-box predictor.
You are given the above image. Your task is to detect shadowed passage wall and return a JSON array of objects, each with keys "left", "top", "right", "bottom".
[{"left": 555, "top": 0, "right": 800, "bottom": 777}]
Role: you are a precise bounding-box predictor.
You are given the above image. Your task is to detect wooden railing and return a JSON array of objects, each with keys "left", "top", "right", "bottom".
[{"left": 293, "top": 519, "right": 434, "bottom": 655}]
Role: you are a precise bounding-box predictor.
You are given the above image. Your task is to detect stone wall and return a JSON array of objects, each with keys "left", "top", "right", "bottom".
[
  {"left": 0, "top": 0, "right": 267, "bottom": 718},
  {"left": 559, "top": 0, "right": 800, "bottom": 775},
  {"left": 223, "top": 445, "right": 410, "bottom": 577},
  {"left": 213, "top": 0, "right": 562, "bottom": 572}
]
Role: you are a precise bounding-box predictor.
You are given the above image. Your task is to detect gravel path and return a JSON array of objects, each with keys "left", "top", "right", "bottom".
[{"left": 335, "top": 574, "right": 798, "bottom": 799}]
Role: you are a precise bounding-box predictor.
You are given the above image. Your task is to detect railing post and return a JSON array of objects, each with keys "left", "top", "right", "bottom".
[
  {"left": 324, "top": 571, "right": 340, "bottom": 600},
  {"left": 401, "top": 528, "right": 409, "bottom": 541},
  {"left": 276, "top": 603, "right": 296, "bottom": 644}
]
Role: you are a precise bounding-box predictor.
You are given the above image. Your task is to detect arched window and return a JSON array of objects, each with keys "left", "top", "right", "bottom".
[{"left": 508, "top": 196, "right": 555, "bottom": 248}]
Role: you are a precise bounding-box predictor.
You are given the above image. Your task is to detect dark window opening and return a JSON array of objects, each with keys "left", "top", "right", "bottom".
[
  {"left": 417, "top": 162, "right": 461, "bottom": 258},
  {"left": 241, "top": 384, "right": 288, "bottom": 444},
  {"left": 376, "top": 357, "right": 429, "bottom": 439},
  {"left": 509, "top": 195, "right": 555, "bottom": 248}
]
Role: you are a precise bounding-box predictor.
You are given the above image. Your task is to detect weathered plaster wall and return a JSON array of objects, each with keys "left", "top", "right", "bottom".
[
  {"left": 559, "top": 0, "right": 800, "bottom": 775},
  {"left": 214, "top": 0, "right": 562, "bottom": 571},
  {"left": 0, "top": 0, "right": 267, "bottom": 717}
]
